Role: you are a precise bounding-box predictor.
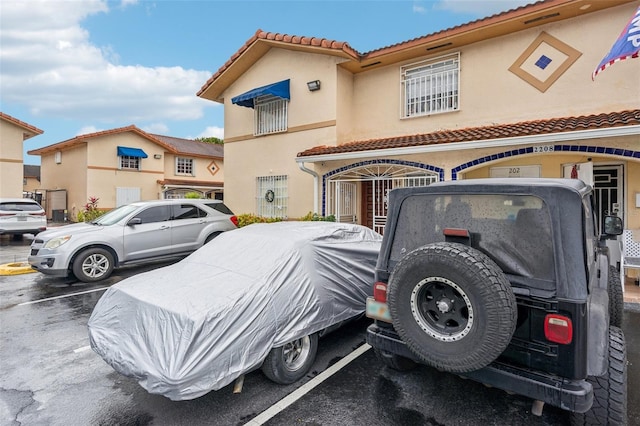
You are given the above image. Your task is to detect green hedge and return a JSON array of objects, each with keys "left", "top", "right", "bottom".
[{"left": 236, "top": 212, "right": 336, "bottom": 228}]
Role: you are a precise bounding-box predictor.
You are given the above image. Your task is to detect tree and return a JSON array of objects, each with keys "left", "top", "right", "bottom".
[{"left": 195, "top": 137, "right": 223, "bottom": 145}]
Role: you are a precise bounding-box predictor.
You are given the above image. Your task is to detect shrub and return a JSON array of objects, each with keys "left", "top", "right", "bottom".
[
  {"left": 300, "top": 211, "right": 336, "bottom": 222},
  {"left": 78, "top": 196, "right": 106, "bottom": 222},
  {"left": 236, "top": 214, "right": 283, "bottom": 228},
  {"left": 185, "top": 192, "right": 203, "bottom": 199}
]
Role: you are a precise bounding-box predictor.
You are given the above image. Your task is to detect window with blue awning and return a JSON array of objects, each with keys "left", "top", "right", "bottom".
[
  {"left": 117, "top": 146, "right": 148, "bottom": 158},
  {"left": 231, "top": 79, "right": 290, "bottom": 109}
]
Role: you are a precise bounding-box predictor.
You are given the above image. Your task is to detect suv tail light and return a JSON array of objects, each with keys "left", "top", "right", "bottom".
[
  {"left": 230, "top": 215, "right": 238, "bottom": 227},
  {"left": 544, "top": 314, "right": 573, "bottom": 344},
  {"left": 373, "top": 282, "right": 388, "bottom": 303},
  {"left": 30, "top": 212, "right": 46, "bottom": 216}
]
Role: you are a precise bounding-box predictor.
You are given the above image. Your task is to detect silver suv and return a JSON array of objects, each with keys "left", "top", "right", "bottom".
[
  {"left": 29, "top": 199, "right": 237, "bottom": 282},
  {"left": 0, "top": 198, "right": 47, "bottom": 237}
]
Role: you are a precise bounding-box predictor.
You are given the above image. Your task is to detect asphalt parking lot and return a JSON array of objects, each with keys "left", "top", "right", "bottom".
[{"left": 1, "top": 233, "right": 639, "bottom": 425}]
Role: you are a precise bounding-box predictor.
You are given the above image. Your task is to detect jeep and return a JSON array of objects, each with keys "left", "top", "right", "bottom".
[{"left": 366, "top": 178, "right": 626, "bottom": 424}]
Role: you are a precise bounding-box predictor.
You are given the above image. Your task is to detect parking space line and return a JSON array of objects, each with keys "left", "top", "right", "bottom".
[
  {"left": 74, "top": 345, "right": 91, "bottom": 353},
  {"left": 243, "top": 343, "right": 371, "bottom": 426},
  {"left": 17, "top": 287, "right": 109, "bottom": 306}
]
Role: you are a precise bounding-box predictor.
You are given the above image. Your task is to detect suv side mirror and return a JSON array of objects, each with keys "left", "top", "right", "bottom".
[
  {"left": 603, "top": 215, "right": 623, "bottom": 236},
  {"left": 127, "top": 217, "right": 142, "bottom": 226}
]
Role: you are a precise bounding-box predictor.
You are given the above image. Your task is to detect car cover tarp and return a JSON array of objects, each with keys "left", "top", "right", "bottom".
[{"left": 88, "top": 222, "right": 381, "bottom": 400}]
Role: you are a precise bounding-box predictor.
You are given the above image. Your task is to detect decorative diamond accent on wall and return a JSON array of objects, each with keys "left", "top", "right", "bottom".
[
  {"left": 535, "top": 55, "right": 552, "bottom": 70},
  {"left": 509, "top": 32, "right": 582, "bottom": 93}
]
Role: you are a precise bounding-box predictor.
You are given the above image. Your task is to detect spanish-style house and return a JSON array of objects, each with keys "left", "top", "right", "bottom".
[
  {"left": 197, "top": 0, "right": 639, "bottom": 275},
  {"left": 0, "top": 112, "right": 44, "bottom": 198},
  {"left": 27, "top": 126, "right": 224, "bottom": 221}
]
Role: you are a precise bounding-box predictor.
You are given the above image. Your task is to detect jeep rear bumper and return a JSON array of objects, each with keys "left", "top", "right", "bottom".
[{"left": 366, "top": 323, "right": 593, "bottom": 414}]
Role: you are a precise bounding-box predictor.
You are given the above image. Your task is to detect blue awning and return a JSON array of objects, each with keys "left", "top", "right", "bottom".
[
  {"left": 231, "top": 79, "right": 290, "bottom": 108},
  {"left": 117, "top": 146, "right": 148, "bottom": 158}
]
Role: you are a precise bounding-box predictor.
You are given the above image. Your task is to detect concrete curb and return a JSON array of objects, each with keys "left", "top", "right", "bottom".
[{"left": 0, "top": 262, "right": 36, "bottom": 275}]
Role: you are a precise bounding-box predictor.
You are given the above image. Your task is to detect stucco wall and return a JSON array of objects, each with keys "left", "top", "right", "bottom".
[
  {"left": 224, "top": 49, "right": 344, "bottom": 140},
  {"left": 346, "top": 2, "right": 639, "bottom": 142},
  {"left": 40, "top": 146, "right": 88, "bottom": 219},
  {"left": 0, "top": 121, "right": 26, "bottom": 197}
]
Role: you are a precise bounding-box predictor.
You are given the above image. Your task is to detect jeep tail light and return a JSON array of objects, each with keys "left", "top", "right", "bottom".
[
  {"left": 544, "top": 314, "right": 573, "bottom": 345},
  {"left": 443, "top": 228, "right": 470, "bottom": 237},
  {"left": 230, "top": 215, "right": 238, "bottom": 227},
  {"left": 373, "top": 282, "right": 388, "bottom": 303}
]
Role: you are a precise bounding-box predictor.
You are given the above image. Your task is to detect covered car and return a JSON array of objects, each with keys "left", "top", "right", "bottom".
[{"left": 88, "top": 221, "right": 382, "bottom": 400}]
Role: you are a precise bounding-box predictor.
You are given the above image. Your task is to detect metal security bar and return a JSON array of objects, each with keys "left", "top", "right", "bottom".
[
  {"left": 401, "top": 53, "right": 460, "bottom": 118},
  {"left": 256, "top": 175, "right": 288, "bottom": 218},
  {"left": 254, "top": 96, "right": 288, "bottom": 136}
]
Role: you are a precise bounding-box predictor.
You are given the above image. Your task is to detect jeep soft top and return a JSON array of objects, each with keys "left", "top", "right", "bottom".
[{"left": 366, "top": 178, "right": 626, "bottom": 425}]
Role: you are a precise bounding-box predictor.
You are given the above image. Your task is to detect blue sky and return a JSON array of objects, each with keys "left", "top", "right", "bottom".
[{"left": 1, "top": 0, "right": 532, "bottom": 165}]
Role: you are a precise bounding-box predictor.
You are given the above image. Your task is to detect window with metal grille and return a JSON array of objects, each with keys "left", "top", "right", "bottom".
[
  {"left": 119, "top": 155, "right": 140, "bottom": 170},
  {"left": 254, "top": 95, "right": 288, "bottom": 136},
  {"left": 256, "top": 175, "right": 288, "bottom": 218},
  {"left": 176, "top": 157, "right": 194, "bottom": 176},
  {"left": 401, "top": 53, "right": 460, "bottom": 118}
]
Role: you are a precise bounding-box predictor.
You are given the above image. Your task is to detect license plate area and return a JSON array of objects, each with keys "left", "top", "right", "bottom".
[{"left": 366, "top": 297, "right": 391, "bottom": 322}]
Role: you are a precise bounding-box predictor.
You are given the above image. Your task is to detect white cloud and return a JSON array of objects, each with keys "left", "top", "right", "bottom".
[
  {"left": 141, "top": 122, "right": 170, "bottom": 134},
  {"left": 413, "top": 2, "right": 426, "bottom": 14},
  {"left": 0, "top": 0, "right": 211, "bottom": 123},
  {"left": 195, "top": 126, "right": 225, "bottom": 140},
  {"left": 435, "top": 0, "right": 532, "bottom": 17},
  {"left": 76, "top": 125, "right": 102, "bottom": 136}
]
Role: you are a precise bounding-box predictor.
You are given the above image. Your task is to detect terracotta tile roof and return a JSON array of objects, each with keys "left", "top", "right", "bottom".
[
  {"left": 297, "top": 110, "right": 640, "bottom": 157},
  {"left": 198, "top": 0, "right": 633, "bottom": 99},
  {"left": 0, "top": 111, "right": 44, "bottom": 137},
  {"left": 150, "top": 134, "right": 223, "bottom": 159},
  {"left": 157, "top": 178, "right": 223, "bottom": 188},
  {"left": 27, "top": 126, "right": 223, "bottom": 159},
  {"left": 197, "top": 29, "right": 359, "bottom": 98},
  {"left": 23, "top": 165, "right": 40, "bottom": 179},
  {"left": 27, "top": 125, "right": 172, "bottom": 155}
]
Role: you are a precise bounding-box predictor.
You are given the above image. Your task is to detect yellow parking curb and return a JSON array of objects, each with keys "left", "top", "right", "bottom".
[{"left": 0, "top": 262, "right": 36, "bottom": 275}]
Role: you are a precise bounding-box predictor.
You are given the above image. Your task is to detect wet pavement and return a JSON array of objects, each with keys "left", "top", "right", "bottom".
[{"left": 1, "top": 232, "right": 639, "bottom": 425}]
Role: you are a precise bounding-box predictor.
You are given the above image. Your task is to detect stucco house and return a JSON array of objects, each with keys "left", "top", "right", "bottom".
[
  {"left": 28, "top": 126, "right": 224, "bottom": 221},
  {"left": 23, "top": 165, "right": 41, "bottom": 196},
  {"left": 197, "top": 0, "right": 639, "bottom": 236},
  {"left": 0, "top": 112, "right": 43, "bottom": 198}
]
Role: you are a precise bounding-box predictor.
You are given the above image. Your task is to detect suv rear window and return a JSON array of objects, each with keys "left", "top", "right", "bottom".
[
  {"left": 205, "top": 202, "right": 234, "bottom": 215},
  {"left": 390, "top": 194, "right": 555, "bottom": 286},
  {"left": 0, "top": 201, "right": 42, "bottom": 212}
]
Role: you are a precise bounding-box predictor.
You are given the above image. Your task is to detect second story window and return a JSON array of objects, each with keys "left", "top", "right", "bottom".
[
  {"left": 401, "top": 53, "right": 460, "bottom": 118},
  {"left": 254, "top": 95, "right": 288, "bottom": 136},
  {"left": 176, "top": 157, "right": 194, "bottom": 176},
  {"left": 120, "top": 156, "right": 140, "bottom": 170}
]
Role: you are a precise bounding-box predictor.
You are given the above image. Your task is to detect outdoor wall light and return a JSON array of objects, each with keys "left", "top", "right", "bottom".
[
  {"left": 154, "top": 154, "right": 162, "bottom": 159},
  {"left": 307, "top": 80, "right": 321, "bottom": 92}
]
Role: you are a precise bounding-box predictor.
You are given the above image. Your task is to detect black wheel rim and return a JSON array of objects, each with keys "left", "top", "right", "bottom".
[{"left": 410, "top": 276, "right": 473, "bottom": 342}]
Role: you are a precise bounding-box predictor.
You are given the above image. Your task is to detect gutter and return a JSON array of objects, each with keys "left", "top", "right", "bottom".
[
  {"left": 294, "top": 125, "right": 640, "bottom": 163},
  {"left": 297, "top": 161, "right": 319, "bottom": 214}
]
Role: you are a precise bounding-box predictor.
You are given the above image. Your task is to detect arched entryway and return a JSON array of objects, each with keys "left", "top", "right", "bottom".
[{"left": 323, "top": 160, "right": 441, "bottom": 234}]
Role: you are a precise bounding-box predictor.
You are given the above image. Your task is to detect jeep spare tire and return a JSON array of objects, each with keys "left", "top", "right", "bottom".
[{"left": 388, "top": 242, "right": 517, "bottom": 373}]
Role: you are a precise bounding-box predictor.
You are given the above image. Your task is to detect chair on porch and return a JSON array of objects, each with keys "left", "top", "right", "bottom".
[{"left": 620, "top": 229, "right": 640, "bottom": 287}]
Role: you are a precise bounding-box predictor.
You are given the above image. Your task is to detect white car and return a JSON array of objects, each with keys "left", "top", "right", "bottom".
[
  {"left": 29, "top": 198, "right": 237, "bottom": 282},
  {"left": 0, "top": 198, "right": 47, "bottom": 237},
  {"left": 88, "top": 221, "right": 382, "bottom": 400}
]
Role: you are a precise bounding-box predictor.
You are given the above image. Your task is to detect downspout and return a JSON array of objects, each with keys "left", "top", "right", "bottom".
[{"left": 297, "top": 161, "right": 319, "bottom": 214}]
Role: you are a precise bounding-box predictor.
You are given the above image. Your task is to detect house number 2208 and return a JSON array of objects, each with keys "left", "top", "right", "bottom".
[{"left": 533, "top": 145, "right": 554, "bottom": 153}]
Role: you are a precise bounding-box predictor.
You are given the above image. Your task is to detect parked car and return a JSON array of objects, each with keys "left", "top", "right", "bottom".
[
  {"left": 28, "top": 198, "right": 237, "bottom": 282},
  {"left": 366, "top": 178, "right": 626, "bottom": 424},
  {"left": 88, "top": 221, "right": 382, "bottom": 400},
  {"left": 0, "top": 197, "right": 47, "bottom": 237}
]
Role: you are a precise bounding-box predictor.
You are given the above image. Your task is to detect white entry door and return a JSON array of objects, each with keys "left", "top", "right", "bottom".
[{"left": 116, "top": 187, "right": 141, "bottom": 207}]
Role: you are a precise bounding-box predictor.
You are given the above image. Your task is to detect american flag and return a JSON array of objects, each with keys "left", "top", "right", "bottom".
[{"left": 592, "top": 5, "right": 640, "bottom": 80}]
